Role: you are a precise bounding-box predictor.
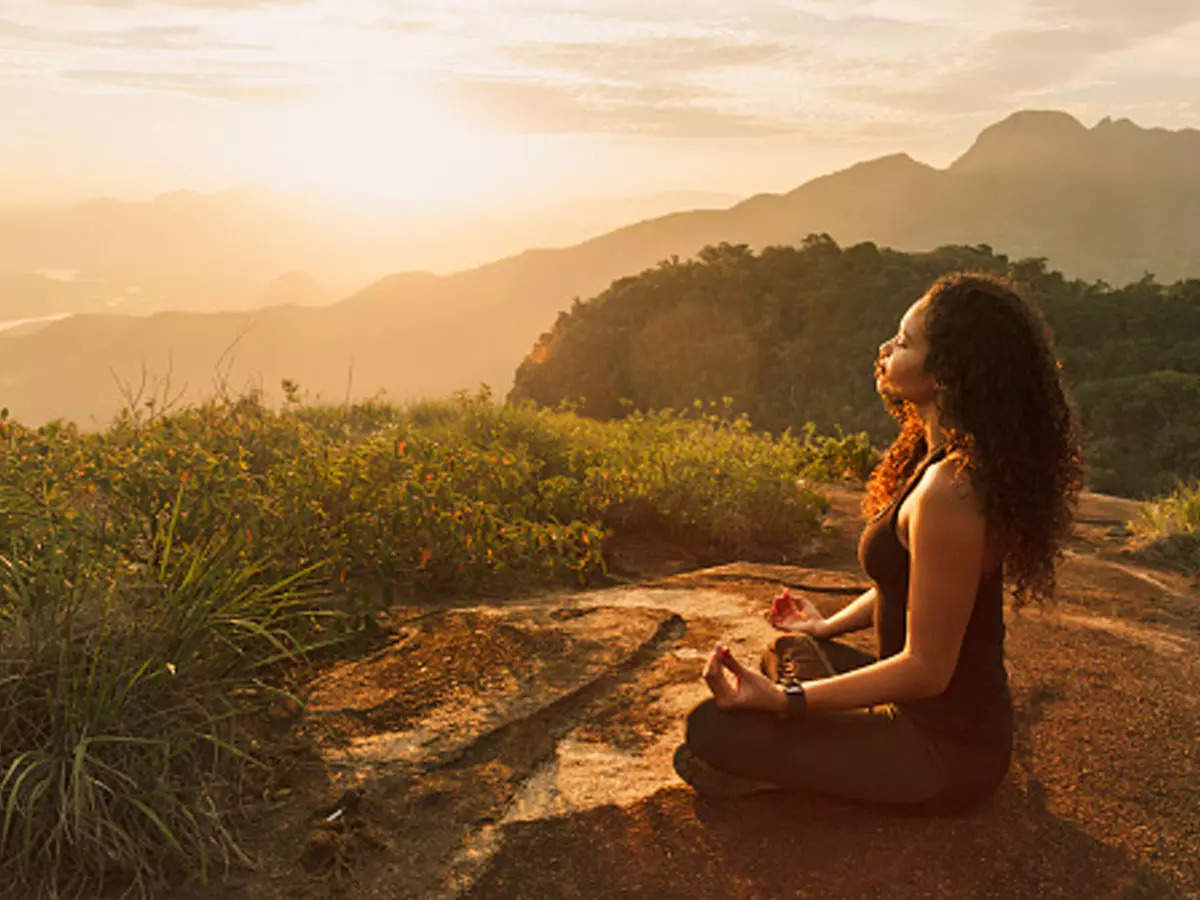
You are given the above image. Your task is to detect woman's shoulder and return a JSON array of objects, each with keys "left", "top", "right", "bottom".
[
  {"left": 917, "top": 452, "right": 987, "bottom": 519},
  {"left": 920, "top": 452, "right": 1005, "bottom": 568}
]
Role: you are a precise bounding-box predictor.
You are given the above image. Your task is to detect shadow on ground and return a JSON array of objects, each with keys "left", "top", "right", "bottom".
[{"left": 470, "top": 780, "right": 1179, "bottom": 900}]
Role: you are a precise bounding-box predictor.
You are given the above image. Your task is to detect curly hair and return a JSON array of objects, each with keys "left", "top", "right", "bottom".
[{"left": 863, "top": 272, "right": 1083, "bottom": 607}]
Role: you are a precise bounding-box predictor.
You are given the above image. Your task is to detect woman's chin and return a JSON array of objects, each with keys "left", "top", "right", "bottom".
[{"left": 876, "top": 379, "right": 902, "bottom": 403}]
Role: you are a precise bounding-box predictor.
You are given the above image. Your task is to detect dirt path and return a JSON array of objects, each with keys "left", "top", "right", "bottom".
[{"left": 180, "top": 490, "right": 1199, "bottom": 900}]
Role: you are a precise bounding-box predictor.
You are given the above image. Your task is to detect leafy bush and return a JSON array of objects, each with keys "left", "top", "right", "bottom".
[{"left": 0, "top": 391, "right": 849, "bottom": 896}]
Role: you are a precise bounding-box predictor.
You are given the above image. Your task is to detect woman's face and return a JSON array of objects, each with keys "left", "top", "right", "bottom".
[{"left": 875, "top": 297, "right": 937, "bottom": 406}]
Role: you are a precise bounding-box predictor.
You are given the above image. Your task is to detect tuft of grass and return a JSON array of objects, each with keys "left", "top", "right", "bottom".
[
  {"left": 0, "top": 498, "right": 335, "bottom": 898},
  {"left": 1134, "top": 480, "right": 1200, "bottom": 537},
  {"left": 1128, "top": 480, "right": 1200, "bottom": 572}
]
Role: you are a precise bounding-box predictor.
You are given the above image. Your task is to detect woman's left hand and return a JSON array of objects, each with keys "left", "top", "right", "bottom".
[{"left": 703, "top": 644, "right": 787, "bottom": 713}]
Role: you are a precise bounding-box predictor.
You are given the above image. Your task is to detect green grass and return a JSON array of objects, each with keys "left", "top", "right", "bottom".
[
  {"left": 1129, "top": 480, "right": 1200, "bottom": 572},
  {"left": 0, "top": 389, "right": 866, "bottom": 896},
  {"left": 0, "top": 521, "right": 331, "bottom": 897}
]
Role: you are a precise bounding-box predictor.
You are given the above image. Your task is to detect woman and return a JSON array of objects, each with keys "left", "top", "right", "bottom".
[{"left": 674, "top": 272, "right": 1082, "bottom": 811}]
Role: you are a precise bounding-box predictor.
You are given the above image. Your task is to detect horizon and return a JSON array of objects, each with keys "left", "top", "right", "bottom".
[{"left": 4, "top": 1, "right": 1199, "bottom": 219}]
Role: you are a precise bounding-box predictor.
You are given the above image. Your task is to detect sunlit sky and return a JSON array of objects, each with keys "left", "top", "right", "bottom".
[{"left": 3, "top": 0, "right": 1199, "bottom": 215}]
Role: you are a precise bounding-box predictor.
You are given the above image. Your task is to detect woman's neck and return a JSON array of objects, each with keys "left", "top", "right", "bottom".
[{"left": 917, "top": 403, "right": 948, "bottom": 455}]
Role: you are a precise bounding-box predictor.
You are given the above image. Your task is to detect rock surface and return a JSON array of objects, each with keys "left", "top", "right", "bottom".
[{"left": 181, "top": 490, "right": 1199, "bottom": 899}]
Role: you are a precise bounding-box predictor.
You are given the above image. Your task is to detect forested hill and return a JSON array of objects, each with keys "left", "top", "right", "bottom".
[{"left": 509, "top": 238, "right": 1200, "bottom": 499}]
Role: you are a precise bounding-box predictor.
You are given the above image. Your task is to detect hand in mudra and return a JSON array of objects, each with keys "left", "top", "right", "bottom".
[
  {"left": 768, "top": 587, "right": 826, "bottom": 635},
  {"left": 703, "top": 645, "right": 786, "bottom": 712}
]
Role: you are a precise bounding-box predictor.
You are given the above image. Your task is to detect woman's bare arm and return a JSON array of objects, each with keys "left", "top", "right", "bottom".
[
  {"left": 812, "top": 587, "right": 877, "bottom": 639},
  {"left": 798, "top": 460, "right": 986, "bottom": 711}
]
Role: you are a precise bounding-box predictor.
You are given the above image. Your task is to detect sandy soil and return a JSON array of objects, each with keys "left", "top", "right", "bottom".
[{"left": 177, "top": 488, "right": 1199, "bottom": 900}]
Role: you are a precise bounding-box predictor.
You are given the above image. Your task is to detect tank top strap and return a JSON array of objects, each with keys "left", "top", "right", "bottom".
[{"left": 888, "top": 445, "right": 948, "bottom": 528}]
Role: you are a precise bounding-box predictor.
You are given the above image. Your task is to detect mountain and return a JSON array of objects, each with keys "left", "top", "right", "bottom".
[
  {"left": 2, "top": 109, "right": 1199, "bottom": 427},
  {"left": 0, "top": 187, "right": 744, "bottom": 325}
]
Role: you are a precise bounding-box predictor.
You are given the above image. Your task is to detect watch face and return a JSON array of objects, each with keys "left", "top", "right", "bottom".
[{"left": 784, "top": 684, "right": 804, "bottom": 695}]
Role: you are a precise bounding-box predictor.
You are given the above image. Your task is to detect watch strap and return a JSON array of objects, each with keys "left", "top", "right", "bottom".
[{"left": 781, "top": 684, "right": 807, "bottom": 719}]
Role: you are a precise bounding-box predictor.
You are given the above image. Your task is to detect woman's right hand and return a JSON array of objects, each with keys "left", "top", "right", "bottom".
[{"left": 768, "top": 587, "right": 827, "bottom": 636}]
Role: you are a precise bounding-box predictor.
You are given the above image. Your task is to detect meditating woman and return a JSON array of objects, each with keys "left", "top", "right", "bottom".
[{"left": 674, "top": 272, "right": 1082, "bottom": 811}]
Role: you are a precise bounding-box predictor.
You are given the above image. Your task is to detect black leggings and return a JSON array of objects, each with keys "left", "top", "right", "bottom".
[{"left": 684, "top": 639, "right": 1010, "bottom": 811}]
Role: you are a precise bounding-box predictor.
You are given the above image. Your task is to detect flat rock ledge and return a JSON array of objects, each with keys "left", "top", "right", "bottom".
[{"left": 177, "top": 539, "right": 1198, "bottom": 900}]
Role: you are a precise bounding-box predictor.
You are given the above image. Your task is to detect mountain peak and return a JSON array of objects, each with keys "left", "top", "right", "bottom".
[
  {"left": 846, "top": 151, "right": 926, "bottom": 172},
  {"left": 992, "top": 109, "right": 1087, "bottom": 134},
  {"left": 952, "top": 109, "right": 1200, "bottom": 177},
  {"left": 782, "top": 152, "right": 935, "bottom": 201},
  {"left": 1092, "top": 115, "right": 1138, "bottom": 133},
  {"left": 949, "top": 109, "right": 1094, "bottom": 173}
]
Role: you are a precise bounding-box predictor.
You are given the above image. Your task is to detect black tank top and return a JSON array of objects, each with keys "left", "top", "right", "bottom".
[{"left": 858, "top": 448, "right": 1013, "bottom": 747}]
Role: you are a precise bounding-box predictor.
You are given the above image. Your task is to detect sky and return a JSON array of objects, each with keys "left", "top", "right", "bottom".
[{"left": 3, "top": 0, "right": 1199, "bottom": 216}]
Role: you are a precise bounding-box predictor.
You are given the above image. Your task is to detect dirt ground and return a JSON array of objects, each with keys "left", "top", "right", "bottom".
[{"left": 178, "top": 487, "right": 1199, "bottom": 900}]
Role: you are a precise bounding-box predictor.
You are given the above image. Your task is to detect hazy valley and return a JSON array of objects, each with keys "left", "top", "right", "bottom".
[{"left": 3, "top": 110, "right": 1199, "bottom": 492}]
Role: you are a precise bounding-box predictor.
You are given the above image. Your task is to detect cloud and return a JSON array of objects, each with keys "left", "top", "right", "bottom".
[
  {"left": 0, "top": 17, "right": 260, "bottom": 51},
  {"left": 433, "top": 12, "right": 973, "bottom": 138},
  {"left": 1030, "top": 0, "right": 1200, "bottom": 33},
  {"left": 64, "top": 68, "right": 313, "bottom": 102},
  {"left": 380, "top": 19, "right": 431, "bottom": 34},
  {"left": 109, "top": 24, "right": 251, "bottom": 50},
  {"left": 467, "top": 32, "right": 816, "bottom": 137},
  {"left": 508, "top": 36, "right": 798, "bottom": 79},
  {"left": 829, "top": 0, "right": 1200, "bottom": 118},
  {"left": 59, "top": 0, "right": 312, "bottom": 9},
  {"left": 1046, "top": 72, "right": 1200, "bottom": 118},
  {"left": 443, "top": 76, "right": 799, "bottom": 137}
]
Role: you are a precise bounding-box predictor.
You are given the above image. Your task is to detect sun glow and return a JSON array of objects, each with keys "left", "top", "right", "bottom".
[{"left": 257, "top": 80, "right": 509, "bottom": 214}]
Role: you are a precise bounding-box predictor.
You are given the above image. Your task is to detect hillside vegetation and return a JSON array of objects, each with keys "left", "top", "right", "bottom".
[
  {"left": 510, "top": 237, "right": 1200, "bottom": 498},
  {"left": 0, "top": 390, "right": 863, "bottom": 898}
]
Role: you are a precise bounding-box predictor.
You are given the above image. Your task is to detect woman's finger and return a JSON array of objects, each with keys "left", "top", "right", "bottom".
[
  {"left": 799, "top": 594, "right": 823, "bottom": 617},
  {"left": 770, "top": 593, "right": 792, "bottom": 623},
  {"left": 706, "top": 669, "right": 733, "bottom": 703},
  {"left": 769, "top": 594, "right": 786, "bottom": 620},
  {"left": 720, "top": 648, "right": 747, "bottom": 675},
  {"left": 703, "top": 646, "right": 728, "bottom": 694},
  {"left": 706, "top": 645, "right": 741, "bottom": 705}
]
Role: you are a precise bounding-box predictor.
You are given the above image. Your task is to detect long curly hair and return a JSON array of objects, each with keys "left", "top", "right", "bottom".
[{"left": 863, "top": 273, "right": 1083, "bottom": 607}]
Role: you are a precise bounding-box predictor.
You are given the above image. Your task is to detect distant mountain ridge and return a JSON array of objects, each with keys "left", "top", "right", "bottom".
[
  {"left": 952, "top": 111, "right": 1200, "bottom": 178},
  {"left": 0, "top": 187, "right": 743, "bottom": 323},
  {"left": 2, "top": 109, "right": 1199, "bottom": 427}
]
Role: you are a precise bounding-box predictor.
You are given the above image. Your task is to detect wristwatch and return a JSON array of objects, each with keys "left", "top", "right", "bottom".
[{"left": 781, "top": 683, "right": 807, "bottom": 719}]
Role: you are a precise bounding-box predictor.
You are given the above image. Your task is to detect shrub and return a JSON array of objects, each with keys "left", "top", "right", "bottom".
[
  {"left": 0, "top": 501, "right": 331, "bottom": 897},
  {"left": 1129, "top": 481, "right": 1200, "bottom": 572},
  {"left": 0, "top": 389, "right": 847, "bottom": 894}
]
